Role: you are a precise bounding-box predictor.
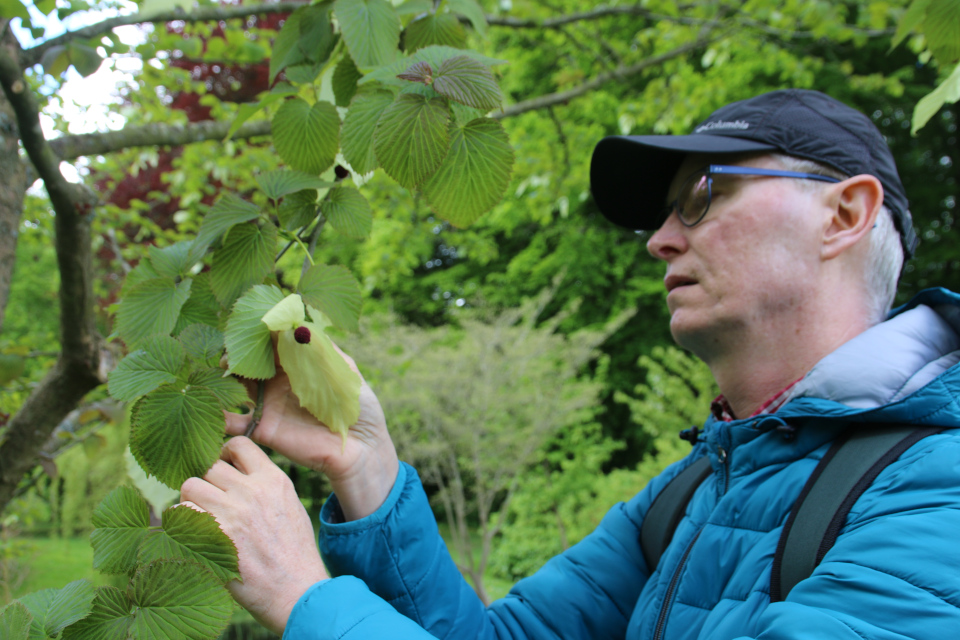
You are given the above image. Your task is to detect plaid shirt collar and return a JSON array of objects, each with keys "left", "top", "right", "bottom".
[{"left": 710, "top": 377, "right": 803, "bottom": 422}]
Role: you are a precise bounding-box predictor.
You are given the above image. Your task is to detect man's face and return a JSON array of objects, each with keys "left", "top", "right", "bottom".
[{"left": 646, "top": 154, "right": 828, "bottom": 354}]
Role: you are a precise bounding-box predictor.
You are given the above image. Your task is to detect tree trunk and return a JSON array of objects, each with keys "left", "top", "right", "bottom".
[{"left": 0, "top": 82, "right": 26, "bottom": 334}]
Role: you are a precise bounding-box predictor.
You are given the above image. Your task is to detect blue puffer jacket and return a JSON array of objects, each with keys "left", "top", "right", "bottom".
[{"left": 284, "top": 289, "right": 960, "bottom": 640}]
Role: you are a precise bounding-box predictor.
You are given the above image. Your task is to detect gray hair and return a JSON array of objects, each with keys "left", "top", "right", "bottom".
[{"left": 769, "top": 154, "right": 903, "bottom": 324}]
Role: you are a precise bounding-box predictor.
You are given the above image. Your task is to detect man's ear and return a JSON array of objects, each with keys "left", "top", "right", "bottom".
[{"left": 821, "top": 174, "right": 884, "bottom": 261}]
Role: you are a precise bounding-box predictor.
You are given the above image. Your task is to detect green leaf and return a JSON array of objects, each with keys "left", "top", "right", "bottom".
[
  {"left": 335, "top": 0, "right": 401, "bottom": 68},
  {"left": 116, "top": 278, "right": 193, "bottom": 347},
  {"left": 209, "top": 222, "right": 278, "bottom": 307},
  {"left": 108, "top": 335, "right": 186, "bottom": 403},
  {"left": 90, "top": 486, "right": 150, "bottom": 574},
  {"left": 271, "top": 4, "right": 338, "bottom": 83},
  {"left": 359, "top": 45, "right": 506, "bottom": 88},
  {"left": 190, "top": 194, "right": 262, "bottom": 264},
  {"left": 333, "top": 55, "right": 363, "bottom": 107},
  {"left": 62, "top": 562, "right": 233, "bottom": 640},
  {"left": 912, "top": 62, "right": 960, "bottom": 133},
  {"left": 272, "top": 98, "right": 340, "bottom": 175},
  {"left": 324, "top": 185, "right": 373, "bottom": 238},
  {"left": 40, "top": 45, "right": 70, "bottom": 77},
  {"left": 892, "top": 0, "right": 932, "bottom": 49},
  {"left": 422, "top": 117, "right": 514, "bottom": 227},
  {"left": 269, "top": 6, "right": 309, "bottom": 83},
  {"left": 285, "top": 62, "right": 323, "bottom": 85},
  {"left": 60, "top": 586, "right": 131, "bottom": 640},
  {"left": 432, "top": 55, "right": 502, "bottom": 110},
  {"left": 138, "top": 0, "right": 192, "bottom": 18},
  {"left": 397, "top": 60, "right": 433, "bottom": 84},
  {"left": 924, "top": 0, "right": 960, "bottom": 64},
  {"left": 0, "top": 602, "right": 31, "bottom": 640},
  {"left": 405, "top": 13, "right": 467, "bottom": 52},
  {"left": 341, "top": 89, "right": 396, "bottom": 175},
  {"left": 21, "top": 580, "right": 95, "bottom": 639},
  {"left": 0, "top": 0, "right": 31, "bottom": 22},
  {"left": 226, "top": 91, "right": 290, "bottom": 141},
  {"left": 139, "top": 506, "right": 240, "bottom": 584},
  {"left": 67, "top": 42, "right": 103, "bottom": 77},
  {"left": 224, "top": 285, "right": 285, "bottom": 379},
  {"left": 450, "top": 100, "right": 484, "bottom": 127},
  {"left": 256, "top": 169, "right": 335, "bottom": 201},
  {"left": 448, "top": 0, "right": 488, "bottom": 37},
  {"left": 374, "top": 93, "right": 450, "bottom": 188},
  {"left": 121, "top": 258, "right": 160, "bottom": 298},
  {"left": 148, "top": 240, "right": 195, "bottom": 278},
  {"left": 278, "top": 190, "right": 320, "bottom": 230},
  {"left": 178, "top": 324, "right": 225, "bottom": 366},
  {"left": 0, "top": 353, "right": 26, "bottom": 385},
  {"left": 298, "top": 265, "right": 362, "bottom": 332},
  {"left": 187, "top": 369, "right": 250, "bottom": 410},
  {"left": 125, "top": 449, "right": 179, "bottom": 519},
  {"left": 174, "top": 273, "right": 222, "bottom": 334},
  {"left": 130, "top": 386, "right": 226, "bottom": 488}
]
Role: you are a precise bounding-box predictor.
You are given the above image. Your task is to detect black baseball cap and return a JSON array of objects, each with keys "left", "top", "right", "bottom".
[{"left": 590, "top": 89, "right": 918, "bottom": 258}]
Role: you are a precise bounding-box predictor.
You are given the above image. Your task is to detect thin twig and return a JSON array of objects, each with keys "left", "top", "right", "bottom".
[{"left": 243, "top": 380, "right": 267, "bottom": 438}]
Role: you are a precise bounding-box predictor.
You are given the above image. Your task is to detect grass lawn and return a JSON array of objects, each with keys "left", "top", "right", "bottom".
[{"left": 3, "top": 535, "right": 122, "bottom": 604}]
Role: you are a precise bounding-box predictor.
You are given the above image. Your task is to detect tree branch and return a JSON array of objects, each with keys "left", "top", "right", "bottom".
[
  {"left": 493, "top": 34, "right": 717, "bottom": 119},
  {"left": 22, "top": 1, "right": 309, "bottom": 68},
  {"left": 485, "top": 4, "right": 680, "bottom": 29},
  {"left": 49, "top": 118, "right": 271, "bottom": 160},
  {"left": 0, "top": 25, "right": 107, "bottom": 513}
]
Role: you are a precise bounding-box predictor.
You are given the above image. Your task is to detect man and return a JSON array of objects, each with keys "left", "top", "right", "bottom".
[{"left": 180, "top": 89, "right": 960, "bottom": 639}]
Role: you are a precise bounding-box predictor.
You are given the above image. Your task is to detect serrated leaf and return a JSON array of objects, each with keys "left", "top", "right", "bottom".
[
  {"left": 397, "top": 60, "right": 433, "bottom": 84},
  {"left": 374, "top": 93, "right": 450, "bottom": 188},
  {"left": 139, "top": 506, "right": 240, "bottom": 583},
  {"left": 90, "top": 486, "right": 150, "bottom": 574},
  {"left": 0, "top": 602, "right": 31, "bottom": 640},
  {"left": 323, "top": 185, "right": 373, "bottom": 239},
  {"left": 187, "top": 369, "right": 250, "bottom": 410},
  {"left": 130, "top": 386, "right": 226, "bottom": 489},
  {"left": 209, "top": 222, "right": 278, "bottom": 307},
  {"left": 21, "top": 580, "right": 95, "bottom": 639},
  {"left": 116, "top": 278, "right": 193, "bottom": 348},
  {"left": 60, "top": 586, "right": 131, "bottom": 640},
  {"left": 120, "top": 259, "right": 160, "bottom": 298},
  {"left": 285, "top": 62, "right": 323, "bottom": 84},
  {"left": 422, "top": 117, "right": 513, "bottom": 227},
  {"left": 62, "top": 562, "right": 233, "bottom": 640},
  {"left": 278, "top": 190, "right": 320, "bottom": 230},
  {"left": 912, "top": 62, "right": 960, "bottom": 133},
  {"left": 174, "top": 273, "right": 221, "bottom": 335},
  {"left": 270, "top": 3, "right": 337, "bottom": 83},
  {"left": 448, "top": 0, "right": 487, "bottom": 36},
  {"left": 269, "top": 6, "right": 310, "bottom": 84},
  {"left": 359, "top": 45, "right": 506, "bottom": 87},
  {"left": 892, "top": 0, "right": 933, "bottom": 49},
  {"left": 341, "top": 89, "right": 396, "bottom": 175},
  {"left": 925, "top": 0, "right": 960, "bottom": 64},
  {"left": 272, "top": 98, "right": 340, "bottom": 175},
  {"left": 396, "top": 0, "right": 431, "bottom": 15},
  {"left": 333, "top": 55, "right": 363, "bottom": 107},
  {"left": 450, "top": 100, "right": 484, "bottom": 127},
  {"left": 225, "top": 285, "right": 285, "bottom": 379},
  {"left": 226, "top": 91, "right": 290, "bottom": 141},
  {"left": 432, "top": 55, "right": 502, "bottom": 110},
  {"left": 108, "top": 335, "right": 186, "bottom": 403},
  {"left": 178, "top": 324, "right": 225, "bottom": 365},
  {"left": 298, "top": 264, "right": 362, "bottom": 332},
  {"left": 190, "top": 194, "right": 262, "bottom": 264},
  {"left": 148, "top": 241, "right": 195, "bottom": 279},
  {"left": 125, "top": 449, "right": 179, "bottom": 518},
  {"left": 335, "top": 0, "right": 401, "bottom": 68},
  {"left": 405, "top": 13, "right": 467, "bottom": 52},
  {"left": 256, "top": 169, "right": 335, "bottom": 201},
  {"left": 67, "top": 42, "right": 103, "bottom": 77}
]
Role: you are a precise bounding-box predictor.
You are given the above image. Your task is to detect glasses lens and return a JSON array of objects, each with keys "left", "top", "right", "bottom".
[{"left": 678, "top": 172, "right": 710, "bottom": 226}]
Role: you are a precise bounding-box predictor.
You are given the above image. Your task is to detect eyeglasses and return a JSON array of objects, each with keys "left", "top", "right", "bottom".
[{"left": 662, "top": 165, "right": 842, "bottom": 228}]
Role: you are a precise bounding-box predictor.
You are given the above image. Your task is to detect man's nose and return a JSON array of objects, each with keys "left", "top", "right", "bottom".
[{"left": 646, "top": 209, "right": 688, "bottom": 260}]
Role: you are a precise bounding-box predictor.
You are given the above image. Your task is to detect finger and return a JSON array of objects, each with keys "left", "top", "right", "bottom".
[
  {"left": 224, "top": 410, "right": 254, "bottom": 436},
  {"left": 221, "top": 436, "right": 273, "bottom": 475},
  {"left": 180, "top": 476, "right": 225, "bottom": 511},
  {"left": 203, "top": 459, "right": 248, "bottom": 491}
]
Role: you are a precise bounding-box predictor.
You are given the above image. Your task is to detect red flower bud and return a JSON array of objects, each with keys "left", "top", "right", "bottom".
[{"left": 294, "top": 326, "right": 311, "bottom": 344}]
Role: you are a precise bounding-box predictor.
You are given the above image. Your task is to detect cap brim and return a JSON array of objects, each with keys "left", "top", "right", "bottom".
[{"left": 590, "top": 135, "right": 777, "bottom": 230}]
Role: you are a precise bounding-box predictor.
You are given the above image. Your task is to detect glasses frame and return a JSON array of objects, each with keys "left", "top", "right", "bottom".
[{"left": 663, "top": 164, "right": 843, "bottom": 228}]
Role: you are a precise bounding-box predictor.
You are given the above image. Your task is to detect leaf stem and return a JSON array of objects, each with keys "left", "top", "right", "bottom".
[
  {"left": 292, "top": 234, "right": 316, "bottom": 267},
  {"left": 243, "top": 380, "right": 266, "bottom": 438}
]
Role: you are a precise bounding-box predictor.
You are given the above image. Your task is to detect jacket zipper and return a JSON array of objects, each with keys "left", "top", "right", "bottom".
[
  {"left": 651, "top": 445, "right": 729, "bottom": 640},
  {"left": 652, "top": 527, "right": 703, "bottom": 640}
]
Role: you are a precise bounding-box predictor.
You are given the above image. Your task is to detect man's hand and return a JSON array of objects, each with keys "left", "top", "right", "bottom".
[
  {"left": 225, "top": 344, "right": 399, "bottom": 521},
  {"left": 180, "top": 437, "right": 327, "bottom": 636}
]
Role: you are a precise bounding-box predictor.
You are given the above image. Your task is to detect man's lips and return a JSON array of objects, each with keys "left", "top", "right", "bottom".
[{"left": 664, "top": 275, "right": 698, "bottom": 292}]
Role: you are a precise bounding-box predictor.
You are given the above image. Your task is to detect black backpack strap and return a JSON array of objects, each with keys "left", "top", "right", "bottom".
[
  {"left": 770, "top": 424, "right": 944, "bottom": 602},
  {"left": 640, "top": 455, "right": 712, "bottom": 573}
]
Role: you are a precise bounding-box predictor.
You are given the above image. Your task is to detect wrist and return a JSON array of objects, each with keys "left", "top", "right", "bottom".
[{"left": 330, "top": 453, "right": 400, "bottom": 521}]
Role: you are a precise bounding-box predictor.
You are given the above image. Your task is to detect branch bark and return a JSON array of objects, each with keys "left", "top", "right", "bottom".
[
  {"left": 0, "top": 71, "right": 25, "bottom": 335},
  {"left": 22, "top": 1, "right": 309, "bottom": 68},
  {"left": 0, "top": 25, "right": 107, "bottom": 513}
]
